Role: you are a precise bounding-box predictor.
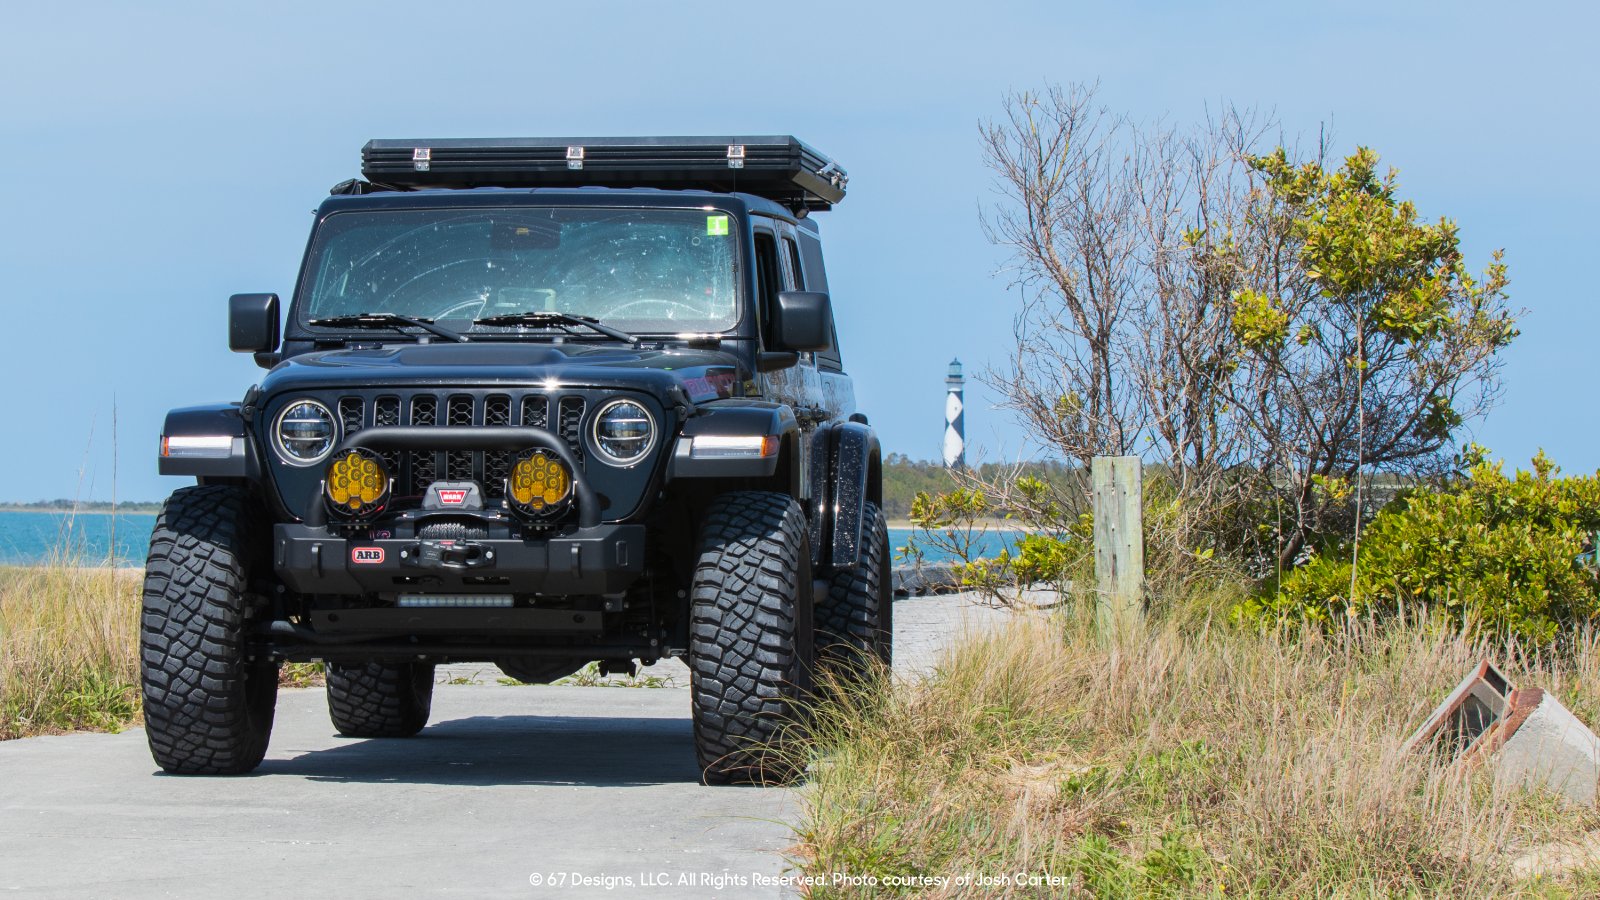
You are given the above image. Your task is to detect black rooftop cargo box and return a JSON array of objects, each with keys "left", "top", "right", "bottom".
[{"left": 361, "top": 135, "right": 848, "bottom": 210}]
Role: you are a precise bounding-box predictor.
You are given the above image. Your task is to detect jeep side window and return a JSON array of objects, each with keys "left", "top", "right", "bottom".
[
  {"left": 796, "top": 232, "right": 844, "bottom": 372},
  {"left": 753, "top": 231, "right": 782, "bottom": 348},
  {"left": 783, "top": 237, "right": 804, "bottom": 291}
]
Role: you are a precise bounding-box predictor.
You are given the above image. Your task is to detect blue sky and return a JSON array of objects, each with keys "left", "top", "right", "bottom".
[{"left": 0, "top": 1, "right": 1594, "bottom": 502}]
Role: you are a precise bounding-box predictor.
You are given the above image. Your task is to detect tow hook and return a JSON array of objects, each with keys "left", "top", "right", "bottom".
[{"left": 398, "top": 540, "right": 496, "bottom": 569}]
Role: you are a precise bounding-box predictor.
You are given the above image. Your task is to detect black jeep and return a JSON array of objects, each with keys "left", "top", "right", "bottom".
[{"left": 143, "top": 136, "right": 889, "bottom": 783}]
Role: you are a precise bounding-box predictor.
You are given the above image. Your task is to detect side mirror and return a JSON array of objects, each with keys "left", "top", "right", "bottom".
[
  {"left": 772, "top": 291, "right": 833, "bottom": 353},
  {"left": 229, "top": 293, "right": 280, "bottom": 353}
]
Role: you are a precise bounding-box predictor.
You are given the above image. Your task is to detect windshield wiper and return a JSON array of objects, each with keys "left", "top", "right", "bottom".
[
  {"left": 309, "top": 313, "right": 468, "bottom": 343},
  {"left": 474, "top": 312, "right": 636, "bottom": 344}
]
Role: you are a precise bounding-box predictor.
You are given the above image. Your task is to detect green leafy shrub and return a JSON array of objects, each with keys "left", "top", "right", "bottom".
[
  {"left": 905, "top": 485, "right": 1090, "bottom": 599},
  {"left": 1249, "top": 449, "right": 1600, "bottom": 641}
]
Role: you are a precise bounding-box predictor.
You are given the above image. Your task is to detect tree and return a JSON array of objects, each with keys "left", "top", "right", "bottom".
[
  {"left": 1230, "top": 148, "right": 1519, "bottom": 571},
  {"left": 976, "top": 85, "right": 1273, "bottom": 572}
]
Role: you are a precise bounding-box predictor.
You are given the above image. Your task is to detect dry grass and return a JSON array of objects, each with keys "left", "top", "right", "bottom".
[
  {"left": 793, "top": 612, "right": 1600, "bottom": 898},
  {"left": 0, "top": 560, "right": 142, "bottom": 739},
  {"left": 0, "top": 558, "right": 339, "bottom": 740}
]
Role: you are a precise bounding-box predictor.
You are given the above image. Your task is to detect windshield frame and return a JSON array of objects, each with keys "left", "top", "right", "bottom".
[{"left": 289, "top": 197, "right": 750, "bottom": 342}]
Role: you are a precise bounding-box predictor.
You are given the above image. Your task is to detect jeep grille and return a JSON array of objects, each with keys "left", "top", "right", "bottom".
[{"left": 328, "top": 391, "right": 586, "bottom": 498}]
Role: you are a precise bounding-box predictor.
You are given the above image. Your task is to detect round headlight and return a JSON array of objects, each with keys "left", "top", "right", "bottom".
[
  {"left": 325, "top": 448, "right": 390, "bottom": 518},
  {"left": 591, "top": 398, "right": 655, "bottom": 466},
  {"left": 274, "top": 400, "right": 337, "bottom": 466},
  {"left": 508, "top": 449, "right": 573, "bottom": 519}
]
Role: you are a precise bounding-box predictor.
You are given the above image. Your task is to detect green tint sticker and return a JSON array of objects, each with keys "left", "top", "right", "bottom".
[{"left": 707, "top": 215, "right": 729, "bottom": 236}]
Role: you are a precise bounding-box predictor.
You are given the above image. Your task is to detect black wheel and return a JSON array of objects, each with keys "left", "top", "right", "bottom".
[
  {"left": 688, "top": 491, "right": 814, "bottom": 785},
  {"left": 141, "top": 485, "right": 278, "bottom": 775},
  {"left": 816, "top": 501, "right": 893, "bottom": 679},
  {"left": 325, "top": 662, "right": 435, "bottom": 737}
]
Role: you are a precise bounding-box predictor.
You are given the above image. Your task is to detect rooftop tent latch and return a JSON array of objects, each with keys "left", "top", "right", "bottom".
[
  {"left": 567, "top": 146, "right": 584, "bottom": 170},
  {"left": 727, "top": 145, "right": 745, "bottom": 169},
  {"left": 413, "top": 148, "right": 430, "bottom": 172},
  {"left": 817, "top": 160, "right": 847, "bottom": 191}
]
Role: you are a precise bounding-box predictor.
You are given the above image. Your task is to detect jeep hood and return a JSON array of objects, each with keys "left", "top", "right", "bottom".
[{"left": 259, "top": 343, "right": 746, "bottom": 404}]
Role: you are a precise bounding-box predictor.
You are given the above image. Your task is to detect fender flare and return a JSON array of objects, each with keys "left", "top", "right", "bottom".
[
  {"left": 664, "top": 402, "right": 801, "bottom": 489},
  {"left": 157, "top": 403, "right": 263, "bottom": 481},
  {"left": 808, "top": 421, "right": 881, "bottom": 571}
]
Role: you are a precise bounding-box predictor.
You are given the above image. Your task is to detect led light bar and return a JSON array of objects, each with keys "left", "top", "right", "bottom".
[
  {"left": 160, "top": 435, "right": 236, "bottom": 459},
  {"left": 690, "top": 434, "right": 780, "bottom": 459},
  {"left": 396, "top": 595, "right": 514, "bottom": 608}
]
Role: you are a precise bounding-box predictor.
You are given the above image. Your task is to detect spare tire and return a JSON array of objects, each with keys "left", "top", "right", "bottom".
[{"left": 495, "top": 657, "right": 590, "bottom": 684}]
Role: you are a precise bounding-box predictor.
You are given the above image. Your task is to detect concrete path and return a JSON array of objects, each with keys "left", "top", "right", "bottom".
[
  {"left": 0, "top": 593, "right": 1010, "bottom": 898},
  {"left": 890, "top": 592, "right": 1014, "bottom": 676}
]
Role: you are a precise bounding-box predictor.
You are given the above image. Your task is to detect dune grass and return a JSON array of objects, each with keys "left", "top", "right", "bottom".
[
  {"left": 0, "top": 560, "right": 143, "bottom": 739},
  {"left": 0, "top": 555, "right": 333, "bottom": 739},
  {"left": 793, "top": 609, "right": 1600, "bottom": 898}
]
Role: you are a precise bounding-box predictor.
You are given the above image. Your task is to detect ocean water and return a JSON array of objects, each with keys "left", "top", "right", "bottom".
[
  {"left": 886, "top": 527, "right": 1017, "bottom": 564},
  {"left": 0, "top": 511, "right": 158, "bottom": 567},
  {"left": 0, "top": 513, "right": 1014, "bottom": 569}
]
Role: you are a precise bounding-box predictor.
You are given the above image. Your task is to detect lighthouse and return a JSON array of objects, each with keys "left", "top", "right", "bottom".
[{"left": 943, "top": 358, "right": 965, "bottom": 468}]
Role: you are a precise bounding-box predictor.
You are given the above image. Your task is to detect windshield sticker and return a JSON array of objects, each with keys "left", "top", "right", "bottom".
[{"left": 707, "top": 215, "right": 729, "bottom": 236}]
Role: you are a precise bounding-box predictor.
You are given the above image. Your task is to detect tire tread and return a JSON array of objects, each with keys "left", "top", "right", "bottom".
[
  {"left": 689, "top": 491, "right": 809, "bottom": 784},
  {"left": 140, "top": 485, "right": 277, "bottom": 775}
]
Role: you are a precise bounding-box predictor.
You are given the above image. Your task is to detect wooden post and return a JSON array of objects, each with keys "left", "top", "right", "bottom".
[{"left": 1093, "top": 456, "right": 1144, "bottom": 629}]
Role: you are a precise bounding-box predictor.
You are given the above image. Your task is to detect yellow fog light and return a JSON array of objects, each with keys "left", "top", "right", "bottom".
[
  {"left": 508, "top": 449, "right": 572, "bottom": 518},
  {"left": 324, "top": 448, "right": 390, "bottom": 518}
]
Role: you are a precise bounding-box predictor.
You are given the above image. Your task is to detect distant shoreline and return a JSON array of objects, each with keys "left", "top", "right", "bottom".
[{"left": 0, "top": 506, "right": 161, "bottom": 515}]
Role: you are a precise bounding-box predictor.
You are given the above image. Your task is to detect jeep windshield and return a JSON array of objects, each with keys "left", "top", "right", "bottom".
[{"left": 300, "top": 207, "right": 741, "bottom": 337}]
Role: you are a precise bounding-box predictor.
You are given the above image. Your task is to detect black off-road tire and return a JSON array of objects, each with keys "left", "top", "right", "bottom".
[
  {"left": 326, "top": 662, "right": 435, "bottom": 737},
  {"left": 689, "top": 491, "right": 814, "bottom": 785},
  {"left": 141, "top": 485, "right": 278, "bottom": 775},
  {"left": 816, "top": 501, "right": 893, "bottom": 678}
]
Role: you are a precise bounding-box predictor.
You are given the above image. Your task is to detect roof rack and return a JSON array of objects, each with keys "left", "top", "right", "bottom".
[{"left": 356, "top": 136, "right": 847, "bottom": 211}]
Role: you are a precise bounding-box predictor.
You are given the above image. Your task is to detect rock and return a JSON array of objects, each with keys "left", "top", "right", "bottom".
[
  {"left": 1493, "top": 688, "right": 1600, "bottom": 806},
  {"left": 891, "top": 563, "right": 961, "bottom": 596},
  {"left": 1507, "top": 831, "right": 1600, "bottom": 879}
]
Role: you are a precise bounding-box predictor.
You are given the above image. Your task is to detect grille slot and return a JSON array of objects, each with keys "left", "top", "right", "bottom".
[
  {"left": 374, "top": 396, "right": 402, "bottom": 478},
  {"left": 484, "top": 395, "right": 512, "bottom": 498},
  {"left": 338, "top": 397, "right": 364, "bottom": 436},
  {"left": 521, "top": 395, "right": 548, "bottom": 428},
  {"left": 558, "top": 397, "right": 586, "bottom": 465},
  {"left": 374, "top": 397, "right": 400, "bottom": 427},
  {"left": 409, "top": 395, "right": 438, "bottom": 495},
  {"left": 446, "top": 395, "right": 475, "bottom": 481}
]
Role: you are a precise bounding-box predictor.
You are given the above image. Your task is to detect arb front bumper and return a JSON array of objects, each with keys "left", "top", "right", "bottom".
[
  {"left": 272, "top": 522, "right": 645, "bottom": 595},
  {"left": 273, "top": 424, "right": 644, "bottom": 596}
]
